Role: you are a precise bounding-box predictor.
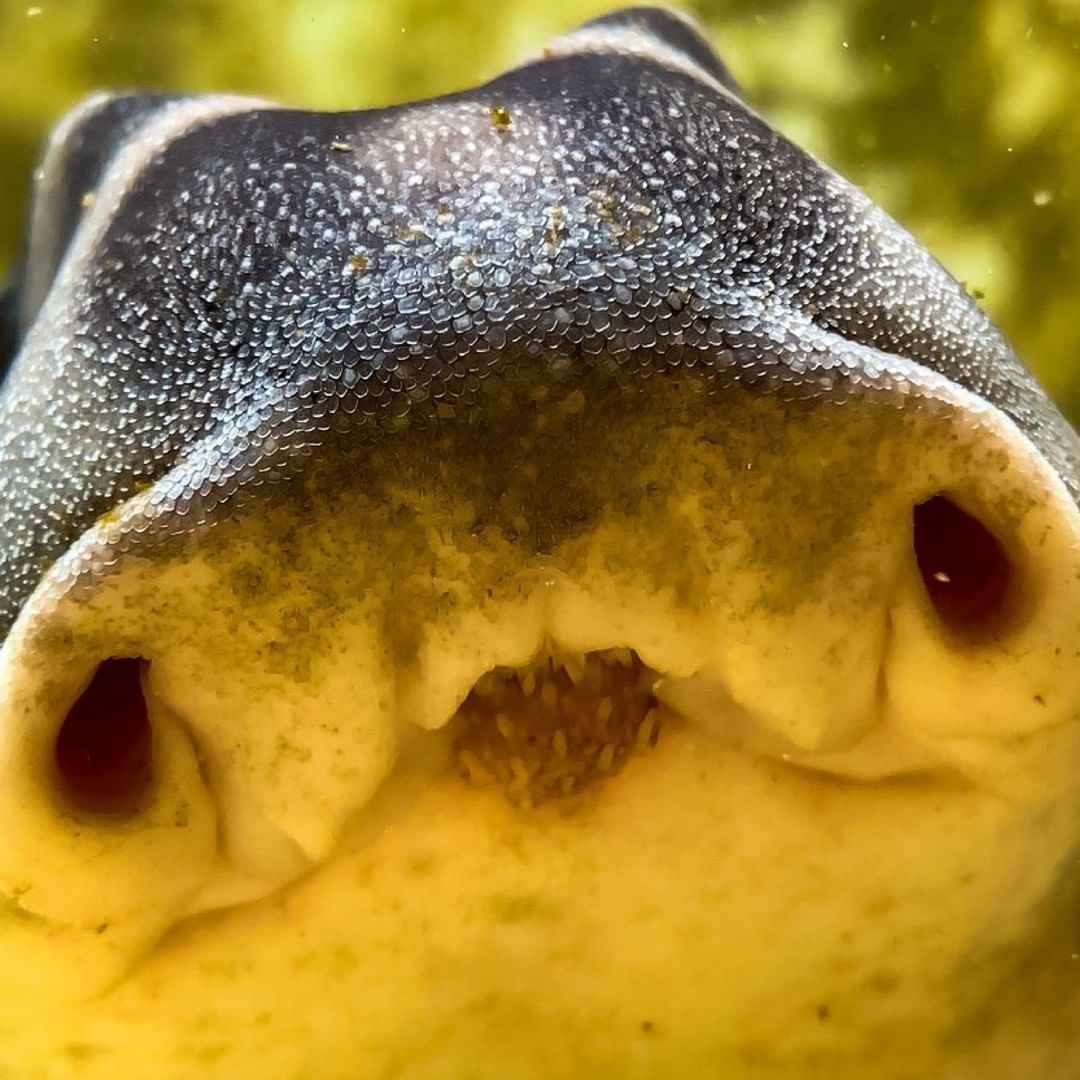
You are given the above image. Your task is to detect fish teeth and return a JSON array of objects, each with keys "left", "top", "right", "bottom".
[{"left": 450, "top": 647, "right": 664, "bottom": 808}]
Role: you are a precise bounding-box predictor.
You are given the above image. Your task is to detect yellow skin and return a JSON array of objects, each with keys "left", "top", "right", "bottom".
[{"left": 0, "top": 9, "right": 1079, "bottom": 1078}]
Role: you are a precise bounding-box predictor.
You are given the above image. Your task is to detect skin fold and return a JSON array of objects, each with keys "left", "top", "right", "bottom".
[{"left": 0, "top": 7, "right": 1078, "bottom": 1078}]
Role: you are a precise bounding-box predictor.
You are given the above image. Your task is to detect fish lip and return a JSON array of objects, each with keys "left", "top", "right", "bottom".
[{"left": 2, "top": 326, "right": 1071, "bottom": 1002}]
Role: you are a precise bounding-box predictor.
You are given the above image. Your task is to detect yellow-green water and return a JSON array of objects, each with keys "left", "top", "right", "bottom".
[{"left": 1, "top": 0, "right": 1079, "bottom": 418}]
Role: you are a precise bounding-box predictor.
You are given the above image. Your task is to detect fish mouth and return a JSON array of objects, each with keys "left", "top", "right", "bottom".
[
  {"left": 451, "top": 647, "right": 664, "bottom": 809},
  {"left": 0, "top": 373, "right": 1078, "bottom": 1014}
]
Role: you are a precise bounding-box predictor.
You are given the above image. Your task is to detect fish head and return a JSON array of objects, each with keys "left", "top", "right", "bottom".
[{"left": 0, "top": 7, "right": 1078, "bottom": 1075}]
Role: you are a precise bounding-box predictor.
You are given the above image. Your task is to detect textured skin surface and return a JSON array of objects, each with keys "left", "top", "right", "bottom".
[
  {"left": 0, "top": 4, "right": 1077, "bottom": 639},
  {"left": 2, "top": 11, "right": 1080, "bottom": 1078}
]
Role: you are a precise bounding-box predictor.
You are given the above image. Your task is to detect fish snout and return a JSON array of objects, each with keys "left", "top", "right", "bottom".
[{"left": 2, "top": 371, "right": 1078, "bottom": 1002}]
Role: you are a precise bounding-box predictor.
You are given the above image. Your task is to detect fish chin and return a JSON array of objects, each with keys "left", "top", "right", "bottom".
[{"left": 1, "top": 377, "right": 1079, "bottom": 1077}]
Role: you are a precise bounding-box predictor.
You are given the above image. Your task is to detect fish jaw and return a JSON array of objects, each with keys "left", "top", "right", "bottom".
[{"left": 1, "top": 373, "right": 1079, "bottom": 1079}]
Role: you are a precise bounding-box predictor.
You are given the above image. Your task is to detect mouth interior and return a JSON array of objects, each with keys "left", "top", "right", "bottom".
[
  {"left": 912, "top": 494, "right": 1014, "bottom": 637},
  {"left": 449, "top": 649, "right": 662, "bottom": 809},
  {"left": 53, "top": 657, "right": 154, "bottom": 814}
]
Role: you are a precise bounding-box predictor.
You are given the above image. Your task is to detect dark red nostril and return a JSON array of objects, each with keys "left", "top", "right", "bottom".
[
  {"left": 913, "top": 495, "right": 1013, "bottom": 636},
  {"left": 54, "top": 658, "right": 153, "bottom": 813}
]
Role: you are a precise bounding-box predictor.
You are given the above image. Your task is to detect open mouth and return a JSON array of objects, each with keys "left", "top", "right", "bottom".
[
  {"left": 451, "top": 648, "right": 662, "bottom": 809},
  {"left": 46, "top": 484, "right": 1018, "bottom": 830}
]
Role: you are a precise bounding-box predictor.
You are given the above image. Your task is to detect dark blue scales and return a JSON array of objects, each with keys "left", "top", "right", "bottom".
[{"left": 0, "top": 5, "right": 1076, "bottom": 638}]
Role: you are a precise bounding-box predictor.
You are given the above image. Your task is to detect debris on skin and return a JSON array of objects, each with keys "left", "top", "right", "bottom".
[
  {"left": 391, "top": 221, "right": 430, "bottom": 243},
  {"left": 343, "top": 251, "right": 369, "bottom": 276},
  {"left": 452, "top": 649, "right": 662, "bottom": 808},
  {"left": 546, "top": 204, "right": 567, "bottom": 251},
  {"left": 488, "top": 105, "right": 513, "bottom": 132}
]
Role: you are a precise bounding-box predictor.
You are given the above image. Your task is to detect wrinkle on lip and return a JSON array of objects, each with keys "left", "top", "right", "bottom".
[
  {"left": 102, "top": 720, "right": 454, "bottom": 999},
  {"left": 154, "top": 691, "right": 313, "bottom": 919}
]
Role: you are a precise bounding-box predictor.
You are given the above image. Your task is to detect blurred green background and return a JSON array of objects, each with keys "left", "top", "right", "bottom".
[{"left": 1, "top": 0, "right": 1079, "bottom": 418}]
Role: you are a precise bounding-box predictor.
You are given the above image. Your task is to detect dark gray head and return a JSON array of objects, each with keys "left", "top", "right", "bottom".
[
  {"left": 1, "top": 6, "right": 1078, "bottom": 639},
  {"left": 0, "top": 9, "right": 1078, "bottom": 1074}
]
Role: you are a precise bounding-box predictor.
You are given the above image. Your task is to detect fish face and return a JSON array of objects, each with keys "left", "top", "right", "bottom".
[{"left": 1, "top": 7, "right": 1078, "bottom": 1077}]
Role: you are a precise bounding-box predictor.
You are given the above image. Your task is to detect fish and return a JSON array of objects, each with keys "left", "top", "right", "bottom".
[{"left": 0, "top": 6, "right": 1077, "bottom": 1077}]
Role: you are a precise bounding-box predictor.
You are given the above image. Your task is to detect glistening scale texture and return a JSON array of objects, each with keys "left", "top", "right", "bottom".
[{"left": 0, "top": 6, "right": 1077, "bottom": 639}]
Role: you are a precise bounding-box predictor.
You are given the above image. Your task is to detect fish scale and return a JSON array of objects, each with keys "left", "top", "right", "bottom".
[{"left": 2, "top": 11, "right": 1077, "bottom": 637}]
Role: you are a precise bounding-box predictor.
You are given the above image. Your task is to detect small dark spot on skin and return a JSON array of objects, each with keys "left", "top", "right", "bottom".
[
  {"left": 193, "top": 1044, "right": 230, "bottom": 1065},
  {"left": 641, "top": 1020, "right": 655, "bottom": 1034},
  {"left": 488, "top": 893, "right": 559, "bottom": 924},
  {"left": 273, "top": 734, "right": 312, "bottom": 765},
  {"left": 63, "top": 1044, "right": 103, "bottom": 1062},
  {"left": 488, "top": 104, "right": 513, "bottom": 132},
  {"left": 864, "top": 893, "right": 896, "bottom": 917},
  {"left": 95, "top": 922, "right": 110, "bottom": 935},
  {"left": 408, "top": 855, "right": 435, "bottom": 876},
  {"left": 228, "top": 561, "right": 267, "bottom": 602},
  {"left": 816, "top": 1004, "right": 831, "bottom": 1022},
  {"left": 868, "top": 972, "right": 901, "bottom": 995},
  {"left": 1035, "top": 693, "right": 1046, "bottom": 705}
]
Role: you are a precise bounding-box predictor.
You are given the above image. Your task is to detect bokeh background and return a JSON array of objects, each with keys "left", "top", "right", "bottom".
[{"left": 1, "top": 0, "right": 1079, "bottom": 418}]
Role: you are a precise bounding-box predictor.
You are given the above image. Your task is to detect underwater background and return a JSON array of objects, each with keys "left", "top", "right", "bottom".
[{"left": 1, "top": 0, "right": 1078, "bottom": 419}]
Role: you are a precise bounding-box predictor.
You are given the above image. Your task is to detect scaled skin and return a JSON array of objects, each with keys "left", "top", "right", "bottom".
[{"left": 0, "top": 8, "right": 1079, "bottom": 1078}]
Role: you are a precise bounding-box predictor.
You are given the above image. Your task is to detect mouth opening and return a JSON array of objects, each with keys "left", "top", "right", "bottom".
[
  {"left": 449, "top": 648, "right": 662, "bottom": 809},
  {"left": 912, "top": 494, "right": 1016, "bottom": 639},
  {"left": 53, "top": 656, "right": 154, "bottom": 815}
]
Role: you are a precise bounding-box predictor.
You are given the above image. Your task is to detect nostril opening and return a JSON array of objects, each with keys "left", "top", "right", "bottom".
[
  {"left": 913, "top": 495, "right": 1014, "bottom": 638},
  {"left": 54, "top": 658, "right": 153, "bottom": 814}
]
